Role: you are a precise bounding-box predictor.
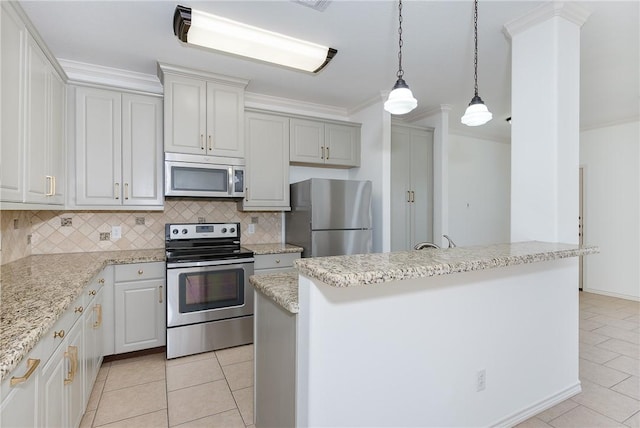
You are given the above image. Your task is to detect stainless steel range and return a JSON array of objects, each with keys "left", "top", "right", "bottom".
[{"left": 165, "top": 222, "right": 254, "bottom": 359}]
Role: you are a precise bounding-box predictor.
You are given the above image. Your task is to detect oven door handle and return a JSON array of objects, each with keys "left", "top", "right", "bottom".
[{"left": 167, "top": 258, "right": 254, "bottom": 269}]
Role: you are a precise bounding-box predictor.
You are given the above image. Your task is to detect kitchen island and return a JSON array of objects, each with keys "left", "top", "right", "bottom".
[{"left": 250, "top": 241, "right": 598, "bottom": 428}]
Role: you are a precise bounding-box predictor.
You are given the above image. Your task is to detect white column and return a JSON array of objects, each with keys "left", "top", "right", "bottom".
[{"left": 504, "top": 3, "right": 590, "bottom": 244}]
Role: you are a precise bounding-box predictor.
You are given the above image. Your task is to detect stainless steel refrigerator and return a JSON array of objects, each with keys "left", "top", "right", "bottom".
[{"left": 286, "top": 178, "right": 372, "bottom": 258}]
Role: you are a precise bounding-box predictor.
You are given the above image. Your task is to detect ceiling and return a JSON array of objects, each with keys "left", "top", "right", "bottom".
[{"left": 19, "top": 1, "right": 639, "bottom": 141}]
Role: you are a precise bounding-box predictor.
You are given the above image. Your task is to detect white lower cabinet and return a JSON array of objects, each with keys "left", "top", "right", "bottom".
[
  {"left": 114, "top": 262, "right": 166, "bottom": 354},
  {"left": 254, "top": 252, "right": 301, "bottom": 274},
  {"left": 0, "top": 268, "right": 110, "bottom": 428},
  {"left": 0, "top": 350, "right": 41, "bottom": 427},
  {"left": 39, "top": 313, "right": 83, "bottom": 428}
]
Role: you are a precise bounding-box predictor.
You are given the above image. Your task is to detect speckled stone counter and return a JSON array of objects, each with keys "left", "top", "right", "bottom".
[
  {"left": 295, "top": 241, "right": 598, "bottom": 288},
  {"left": 243, "top": 243, "right": 303, "bottom": 255},
  {"left": 250, "top": 269, "right": 299, "bottom": 314},
  {"left": 0, "top": 249, "right": 165, "bottom": 381}
]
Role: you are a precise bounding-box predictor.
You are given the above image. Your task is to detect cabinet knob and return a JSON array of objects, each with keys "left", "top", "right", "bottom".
[
  {"left": 98, "top": 278, "right": 105, "bottom": 284},
  {"left": 74, "top": 306, "right": 84, "bottom": 314},
  {"left": 138, "top": 269, "right": 144, "bottom": 275},
  {"left": 89, "top": 289, "right": 97, "bottom": 296},
  {"left": 275, "top": 259, "right": 281, "bottom": 264},
  {"left": 54, "top": 329, "right": 65, "bottom": 339}
]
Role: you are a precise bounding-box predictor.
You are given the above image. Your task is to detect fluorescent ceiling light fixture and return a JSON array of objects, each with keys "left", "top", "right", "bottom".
[{"left": 173, "top": 5, "right": 337, "bottom": 73}]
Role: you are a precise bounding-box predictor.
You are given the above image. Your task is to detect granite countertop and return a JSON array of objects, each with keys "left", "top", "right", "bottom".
[
  {"left": 250, "top": 269, "right": 299, "bottom": 314},
  {"left": 295, "top": 241, "right": 599, "bottom": 288},
  {"left": 0, "top": 249, "right": 165, "bottom": 382},
  {"left": 243, "top": 243, "right": 303, "bottom": 255}
]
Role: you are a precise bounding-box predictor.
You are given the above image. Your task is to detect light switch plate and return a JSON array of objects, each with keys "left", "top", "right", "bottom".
[{"left": 111, "top": 226, "right": 122, "bottom": 240}]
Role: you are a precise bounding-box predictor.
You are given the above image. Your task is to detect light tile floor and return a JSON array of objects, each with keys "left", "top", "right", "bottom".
[
  {"left": 81, "top": 292, "right": 639, "bottom": 427},
  {"left": 81, "top": 345, "right": 255, "bottom": 427}
]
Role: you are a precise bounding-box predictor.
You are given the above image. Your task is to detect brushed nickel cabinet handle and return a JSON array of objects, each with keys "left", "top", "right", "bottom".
[
  {"left": 45, "top": 176, "right": 54, "bottom": 196},
  {"left": 54, "top": 329, "right": 65, "bottom": 339},
  {"left": 64, "top": 346, "right": 78, "bottom": 385},
  {"left": 10, "top": 359, "right": 40, "bottom": 387},
  {"left": 326, "top": 147, "right": 330, "bottom": 160},
  {"left": 321, "top": 146, "right": 325, "bottom": 159},
  {"left": 114, "top": 183, "right": 120, "bottom": 200},
  {"left": 200, "top": 134, "right": 204, "bottom": 150},
  {"left": 52, "top": 175, "right": 56, "bottom": 196},
  {"left": 245, "top": 187, "right": 249, "bottom": 202},
  {"left": 159, "top": 285, "right": 163, "bottom": 303},
  {"left": 124, "top": 183, "right": 129, "bottom": 200},
  {"left": 407, "top": 191, "right": 411, "bottom": 203},
  {"left": 93, "top": 304, "right": 102, "bottom": 328},
  {"left": 208, "top": 135, "right": 212, "bottom": 151},
  {"left": 411, "top": 191, "right": 415, "bottom": 203}
]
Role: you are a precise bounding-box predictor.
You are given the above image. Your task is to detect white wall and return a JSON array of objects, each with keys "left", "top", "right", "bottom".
[
  {"left": 580, "top": 121, "right": 640, "bottom": 300},
  {"left": 448, "top": 133, "right": 511, "bottom": 246},
  {"left": 349, "top": 98, "right": 389, "bottom": 253}
]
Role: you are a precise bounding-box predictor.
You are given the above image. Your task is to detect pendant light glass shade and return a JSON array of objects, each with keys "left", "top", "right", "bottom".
[
  {"left": 461, "top": 0, "right": 492, "bottom": 126},
  {"left": 384, "top": 78, "right": 418, "bottom": 115},
  {"left": 461, "top": 95, "right": 492, "bottom": 126},
  {"left": 384, "top": 0, "right": 417, "bottom": 115}
]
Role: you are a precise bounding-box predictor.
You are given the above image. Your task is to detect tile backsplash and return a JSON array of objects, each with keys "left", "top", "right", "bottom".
[{"left": 1, "top": 199, "right": 282, "bottom": 265}]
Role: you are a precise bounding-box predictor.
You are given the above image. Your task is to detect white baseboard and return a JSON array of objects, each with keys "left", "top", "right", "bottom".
[
  {"left": 491, "top": 382, "right": 582, "bottom": 427},
  {"left": 583, "top": 288, "right": 640, "bottom": 302}
]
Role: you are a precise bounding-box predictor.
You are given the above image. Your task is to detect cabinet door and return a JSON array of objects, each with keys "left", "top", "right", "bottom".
[
  {"left": 83, "top": 286, "right": 104, "bottom": 409},
  {"left": 163, "top": 75, "right": 206, "bottom": 154},
  {"left": 289, "top": 118, "right": 324, "bottom": 164},
  {"left": 206, "top": 82, "right": 244, "bottom": 158},
  {"left": 324, "top": 123, "right": 360, "bottom": 167},
  {"left": 390, "top": 127, "right": 412, "bottom": 251},
  {"left": 409, "top": 129, "right": 433, "bottom": 248},
  {"left": 115, "top": 279, "right": 165, "bottom": 354},
  {"left": 39, "top": 341, "right": 68, "bottom": 428},
  {"left": 243, "top": 112, "right": 290, "bottom": 210},
  {"left": 76, "top": 87, "right": 122, "bottom": 205},
  {"left": 0, "top": 3, "right": 25, "bottom": 202},
  {"left": 66, "top": 320, "right": 84, "bottom": 428},
  {"left": 48, "top": 70, "right": 66, "bottom": 204},
  {"left": 122, "top": 94, "right": 163, "bottom": 206},
  {"left": 24, "top": 36, "right": 49, "bottom": 204},
  {"left": 1, "top": 356, "right": 40, "bottom": 428}
]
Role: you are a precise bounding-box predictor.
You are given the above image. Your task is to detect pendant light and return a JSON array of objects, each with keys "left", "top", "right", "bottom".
[
  {"left": 384, "top": 0, "right": 417, "bottom": 115},
  {"left": 461, "top": 0, "right": 492, "bottom": 126}
]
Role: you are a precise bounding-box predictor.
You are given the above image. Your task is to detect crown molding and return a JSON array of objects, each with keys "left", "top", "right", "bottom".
[
  {"left": 348, "top": 91, "right": 388, "bottom": 116},
  {"left": 580, "top": 115, "right": 640, "bottom": 133},
  {"left": 403, "top": 104, "right": 453, "bottom": 123},
  {"left": 59, "top": 59, "right": 163, "bottom": 94},
  {"left": 503, "top": 2, "right": 592, "bottom": 39},
  {"left": 244, "top": 92, "right": 349, "bottom": 120}
]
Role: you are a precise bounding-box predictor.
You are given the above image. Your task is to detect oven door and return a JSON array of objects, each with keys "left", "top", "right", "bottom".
[{"left": 167, "top": 260, "right": 254, "bottom": 328}]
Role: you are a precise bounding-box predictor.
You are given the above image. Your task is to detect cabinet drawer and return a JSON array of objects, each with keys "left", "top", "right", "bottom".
[
  {"left": 254, "top": 253, "right": 300, "bottom": 270},
  {"left": 115, "top": 262, "right": 165, "bottom": 282}
]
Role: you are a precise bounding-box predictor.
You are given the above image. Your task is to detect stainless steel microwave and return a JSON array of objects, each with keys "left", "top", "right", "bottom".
[{"left": 164, "top": 153, "right": 245, "bottom": 198}]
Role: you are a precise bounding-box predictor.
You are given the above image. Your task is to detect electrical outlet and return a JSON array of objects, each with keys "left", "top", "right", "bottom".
[
  {"left": 99, "top": 232, "right": 111, "bottom": 241},
  {"left": 111, "top": 226, "right": 122, "bottom": 240},
  {"left": 247, "top": 224, "right": 255, "bottom": 234},
  {"left": 476, "top": 369, "right": 486, "bottom": 392}
]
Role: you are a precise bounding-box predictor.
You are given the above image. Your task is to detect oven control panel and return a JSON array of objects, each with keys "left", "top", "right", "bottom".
[{"left": 166, "top": 223, "right": 240, "bottom": 240}]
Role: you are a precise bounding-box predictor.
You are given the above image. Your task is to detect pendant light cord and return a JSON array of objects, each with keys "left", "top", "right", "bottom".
[
  {"left": 397, "top": 0, "right": 404, "bottom": 79},
  {"left": 473, "top": 0, "right": 479, "bottom": 97}
]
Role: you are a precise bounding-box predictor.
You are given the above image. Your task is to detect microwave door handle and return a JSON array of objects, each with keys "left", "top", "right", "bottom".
[{"left": 228, "top": 167, "right": 234, "bottom": 196}]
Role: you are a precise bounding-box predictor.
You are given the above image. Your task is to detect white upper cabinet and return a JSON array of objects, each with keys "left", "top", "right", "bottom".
[
  {"left": 0, "top": 3, "right": 26, "bottom": 203},
  {"left": 159, "top": 64, "right": 248, "bottom": 159},
  {"left": 241, "top": 111, "right": 290, "bottom": 211},
  {"left": 74, "top": 86, "right": 163, "bottom": 208},
  {"left": 290, "top": 118, "right": 360, "bottom": 168},
  {"left": 1, "top": 2, "right": 65, "bottom": 206}
]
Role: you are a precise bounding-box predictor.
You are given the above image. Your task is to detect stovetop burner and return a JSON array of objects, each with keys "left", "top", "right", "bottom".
[{"left": 165, "top": 222, "right": 253, "bottom": 263}]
